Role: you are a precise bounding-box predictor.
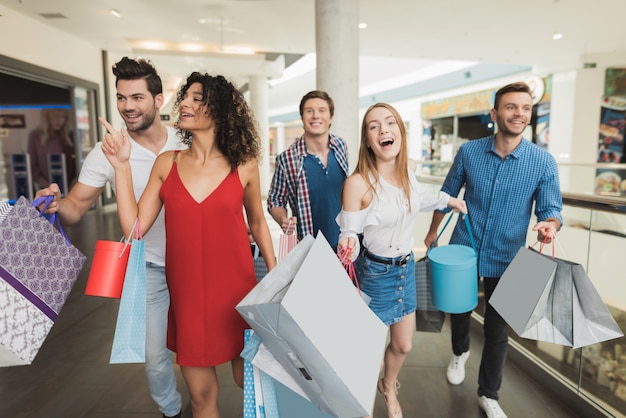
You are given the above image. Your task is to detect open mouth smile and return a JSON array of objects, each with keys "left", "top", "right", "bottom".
[{"left": 380, "top": 138, "right": 394, "bottom": 147}]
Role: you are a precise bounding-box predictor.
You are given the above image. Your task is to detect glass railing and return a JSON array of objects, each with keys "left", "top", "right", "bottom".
[{"left": 411, "top": 161, "right": 626, "bottom": 417}]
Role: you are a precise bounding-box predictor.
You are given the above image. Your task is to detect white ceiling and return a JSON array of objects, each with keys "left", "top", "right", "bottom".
[{"left": 2, "top": 0, "right": 626, "bottom": 117}]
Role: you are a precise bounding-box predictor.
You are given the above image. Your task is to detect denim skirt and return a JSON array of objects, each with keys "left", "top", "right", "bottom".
[{"left": 355, "top": 251, "right": 416, "bottom": 326}]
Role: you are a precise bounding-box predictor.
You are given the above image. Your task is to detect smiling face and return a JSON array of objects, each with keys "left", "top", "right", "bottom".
[
  {"left": 491, "top": 91, "right": 533, "bottom": 138},
  {"left": 301, "top": 97, "right": 332, "bottom": 138},
  {"left": 363, "top": 106, "right": 404, "bottom": 162},
  {"left": 177, "top": 82, "right": 212, "bottom": 132},
  {"left": 116, "top": 78, "right": 163, "bottom": 133}
]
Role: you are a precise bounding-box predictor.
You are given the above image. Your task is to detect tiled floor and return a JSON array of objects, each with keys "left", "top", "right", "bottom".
[{"left": 0, "top": 208, "right": 582, "bottom": 418}]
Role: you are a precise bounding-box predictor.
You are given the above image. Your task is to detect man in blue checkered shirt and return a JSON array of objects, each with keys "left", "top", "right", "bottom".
[
  {"left": 425, "top": 82, "right": 562, "bottom": 418},
  {"left": 267, "top": 90, "right": 349, "bottom": 249}
]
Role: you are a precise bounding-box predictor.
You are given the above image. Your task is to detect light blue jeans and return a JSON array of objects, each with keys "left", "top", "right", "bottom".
[{"left": 145, "top": 263, "right": 181, "bottom": 416}]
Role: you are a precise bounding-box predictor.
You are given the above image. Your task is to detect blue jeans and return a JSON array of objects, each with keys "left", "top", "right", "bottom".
[
  {"left": 450, "top": 277, "right": 508, "bottom": 400},
  {"left": 145, "top": 263, "right": 181, "bottom": 416}
]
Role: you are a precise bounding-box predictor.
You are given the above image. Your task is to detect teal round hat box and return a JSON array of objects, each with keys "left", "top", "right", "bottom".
[{"left": 427, "top": 213, "right": 478, "bottom": 314}]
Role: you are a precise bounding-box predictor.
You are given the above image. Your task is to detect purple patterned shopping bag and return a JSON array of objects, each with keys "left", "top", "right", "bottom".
[{"left": 0, "top": 196, "right": 86, "bottom": 366}]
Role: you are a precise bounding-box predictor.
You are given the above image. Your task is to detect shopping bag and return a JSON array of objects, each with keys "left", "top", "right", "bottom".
[
  {"left": 243, "top": 329, "right": 281, "bottom": 418},
  {"left": 252, "top": 244, "right": 269, "bottom": 282},
  {"left": 489, "top": 246, "right": 624, "bottom": 349},
  {"left": 337, "top": 247, "right": 371, "bottom": 305},
  {"left": 109, "top": 221, "right": 146, "bottom": 363},
  {"left": 242, "top": 330, "right": 334, "bottom": 418},
  {"left": 85, "top": 235, "right": 132, "bottom": 298},
  {"left": 0, "top": 196, "right": 86, "bottom": 366},
  {"left": 415, "top": 256, "right": 445, "bottom": 333},
  {"left": 237, "top": 233, "right": 387, "bottom": 418},
  {"left": 0, "top": 200, "right": 12, "bottom": 224},
  {"left": 428, "top": 212, "right": 478, "bottom": 313},
  {"left": 277, "top": 220, "right": 297, "bottom": 263}
]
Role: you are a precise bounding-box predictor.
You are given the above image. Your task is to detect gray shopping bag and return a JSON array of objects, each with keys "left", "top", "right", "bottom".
[
  {"left": 489, "top": 246, "right": 623, "bottom": 348},
  {"left": 236, "top": 233, "right": 387, "bottom": 418}
]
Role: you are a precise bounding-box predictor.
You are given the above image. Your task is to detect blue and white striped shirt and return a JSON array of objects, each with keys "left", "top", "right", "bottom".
[{"left": 440, "top": 136, "right": 562, "bottom": 277}]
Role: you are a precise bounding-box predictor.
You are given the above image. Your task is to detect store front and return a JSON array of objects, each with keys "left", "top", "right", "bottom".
[
  {"left": 0, "top": 55, "right": 100, "bottom": 202},
  {"left": 419, "top": 76, "right": 552, "bottom": 175}
]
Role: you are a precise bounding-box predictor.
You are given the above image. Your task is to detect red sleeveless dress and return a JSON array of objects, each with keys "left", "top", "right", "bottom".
[{"left": 160, "top": 158, "right": 256, "bottom": 366}]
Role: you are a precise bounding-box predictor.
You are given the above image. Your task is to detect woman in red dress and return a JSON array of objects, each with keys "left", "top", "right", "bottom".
[{"left": 102, "top": 72, "right": 276, "bottom": 417}]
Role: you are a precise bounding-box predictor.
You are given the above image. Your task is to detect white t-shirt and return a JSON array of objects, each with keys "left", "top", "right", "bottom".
[
  {"left": 337, "top": 171, "right": 449, "bottom": 258},
  {"left": 78, "top": 125, "right": 185, "bottom": 266}
]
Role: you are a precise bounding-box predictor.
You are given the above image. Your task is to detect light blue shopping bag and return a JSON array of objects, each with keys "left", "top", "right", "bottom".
[
  {"left": 109, "top": 226, "right": 146, "bottom": 364},
  {"left": 243, "top": 330, "right": 280, "bottom": 418},
  {"left": 242, "top": 330, "right": 332, "bottom": 418}
]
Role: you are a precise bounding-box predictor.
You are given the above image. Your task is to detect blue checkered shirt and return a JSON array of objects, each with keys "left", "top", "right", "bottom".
[
  {"left": 440, "top": 136, "right": 562, "bottom": 277},
  {"left": 267, "top": 133, "right": 349, "bottom": 240}
]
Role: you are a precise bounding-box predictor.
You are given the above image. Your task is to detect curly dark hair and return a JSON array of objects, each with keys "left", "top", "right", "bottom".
[
  {"left": 112, "top": 57, "right": 162, "bottom": 97},
  {"left": 173, "top": 72, "right": 261, "bottom": 170}
]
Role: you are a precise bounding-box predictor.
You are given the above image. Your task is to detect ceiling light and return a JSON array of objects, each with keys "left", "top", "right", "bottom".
[
  {"left": 219, "top": 46, "right": 256, "bottom": 55},
  {"left": 358, "top": 22, "right": 367, "bottom": 29},
  {"left": 552, "top": 32, "right": 562, "bottom": 40},
  {"left": 110, "top": 9, "right": 121, "bottom": 18},
  {"left": 129, "top": 39, "right": 258, "bottom": 57}
]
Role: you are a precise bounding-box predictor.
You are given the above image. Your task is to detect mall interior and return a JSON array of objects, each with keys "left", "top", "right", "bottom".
[{"left": 0, "top": 1, "right": 625, "bottom": 417}]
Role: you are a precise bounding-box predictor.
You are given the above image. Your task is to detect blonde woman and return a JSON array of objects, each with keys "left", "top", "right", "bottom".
[
  {"left": 28, "top": 108, "right": 75, "bottom": 189},
  {"left": 337, "top": 103, "right": 466, "bottom": 418}
]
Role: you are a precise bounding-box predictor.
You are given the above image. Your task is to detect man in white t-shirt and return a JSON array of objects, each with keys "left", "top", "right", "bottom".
[{"left": 36, "top": 57, "right": 185, "bottom": 418}]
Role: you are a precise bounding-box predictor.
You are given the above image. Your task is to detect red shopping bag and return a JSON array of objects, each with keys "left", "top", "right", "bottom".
[{"left": 85, "top": 222, "right": 137, "bottom": 298}]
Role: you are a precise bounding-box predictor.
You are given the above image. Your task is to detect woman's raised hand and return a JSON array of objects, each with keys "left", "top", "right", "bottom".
[{"left": 99, "top": 116, "right": 131, "bottom": 168}]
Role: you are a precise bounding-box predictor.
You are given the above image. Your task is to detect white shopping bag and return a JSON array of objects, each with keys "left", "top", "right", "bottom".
[{"left": 237, "top": 233, "right": 387, "bottom": 418}]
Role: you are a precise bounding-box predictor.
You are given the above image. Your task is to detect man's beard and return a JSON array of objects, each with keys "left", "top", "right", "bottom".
[{"left": 124, "top": 111, "right": 156, "bottom": 133}]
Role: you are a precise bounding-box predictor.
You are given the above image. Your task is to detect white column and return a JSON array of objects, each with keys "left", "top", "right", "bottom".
[
  {"left": 275, "top": 122, "right": 286, "bottom": 155},
  {"left": 315, "top": 0, "right": 359, "bottom": 169},
  {"left": 248, "top": 74, "right": 271, "bottom": 196}
]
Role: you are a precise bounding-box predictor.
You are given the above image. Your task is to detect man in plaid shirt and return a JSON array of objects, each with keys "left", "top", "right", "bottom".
[{"left": 267, "top": 90, "right": 349, "bottom": 249}]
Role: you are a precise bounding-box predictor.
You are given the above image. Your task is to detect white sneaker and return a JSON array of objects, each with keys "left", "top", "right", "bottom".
[
  {"left": 479, "top": 396, "right": 507, "bottom": 418},
  {"left": 446, "top": 350, "right": 469, "bottom": 385}
]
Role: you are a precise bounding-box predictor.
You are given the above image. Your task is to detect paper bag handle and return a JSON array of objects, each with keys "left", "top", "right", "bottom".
[
  {"left": 118, "top": 218, "right": 142, "bottom": 258},
  {"left": 428, "top": 211, "right": 476, "bottom": 255},
  {"left": 285, "top": 218, "right": 295, "bottom": 236},
  {"left": 337, "top": 247, "right": 363, "bottom": 297},
  {"left": 32, "top": 195, "right": 71, "bottom": 247},
  {"left": 531, "top": 232, "right": 556, "bottom": 258}
]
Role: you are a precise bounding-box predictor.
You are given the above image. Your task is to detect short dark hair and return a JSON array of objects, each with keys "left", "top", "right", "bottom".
[
  {"left": 493, "top": 82, "right": 532, "bottom": 110},
  {"left": 299, "top": 90, "right": 335, "bottom": 118},
  {"left": 112, "top": 57, "right": 162, "bottom": 97}
]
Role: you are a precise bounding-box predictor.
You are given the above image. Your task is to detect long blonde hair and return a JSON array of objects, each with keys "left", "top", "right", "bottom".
[
  {"left": 353, "top": 103, "right": 412, "bottom": 210},
  {"left": 38, "top": 108, "right": 72, "bottom": 146}
]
